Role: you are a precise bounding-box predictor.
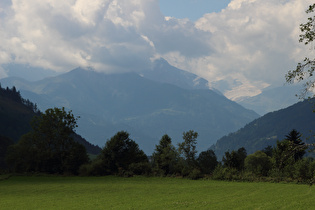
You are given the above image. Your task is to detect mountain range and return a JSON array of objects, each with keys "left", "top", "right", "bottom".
[{"left": 1, "top": 60, "right": 259, "bottom": 154}]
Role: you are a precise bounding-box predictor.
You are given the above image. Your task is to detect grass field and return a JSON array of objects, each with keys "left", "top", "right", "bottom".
[{"left": 0, "top": 175, "right": 314, "bottom": 209}]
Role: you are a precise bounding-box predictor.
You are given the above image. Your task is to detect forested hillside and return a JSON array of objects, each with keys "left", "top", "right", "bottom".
[
  {"left": 212, "top": 98, "right": 315, "bottom": 159},
  {"left": 0, "top": 84, "right": 38, "bottom": 141},
  {"left": 0, "top": 84, "right": 101, "bottom": 155}
]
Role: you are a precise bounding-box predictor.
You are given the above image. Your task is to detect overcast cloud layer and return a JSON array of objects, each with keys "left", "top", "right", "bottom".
[{"left": 0, "top": 0, "right": 314, "bottom": 100}]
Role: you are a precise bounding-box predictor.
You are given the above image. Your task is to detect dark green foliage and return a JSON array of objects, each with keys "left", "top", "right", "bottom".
[
  {"left": 6, "top": 134, "right": 38, "bottom": 173},
  {"left": 245, "top": 151, "right": 272, "bottom": 176},
  {"left": 0, "top": 136, "right": 14, "bottom": 171},
  {"left": 6, "top": 107, "right": 89, "bottom": 174},
  {"left": 285, "top": 129, "right": 306, "bottom": 161},
  {"left": 0, "top": 85, "right": 38, "bottom": 142},
  {"left": 272, "top": 140, "right": 294, "bottom": 171},
  {"left": 197, "top": 149, "right": 218, "bottom": 174},
  {"left": 99, "top": 131, "right": 149, "bottom": 176},
  {"left": 273, "top": 129, "right": 307, "bottom": 171},
  {"left": 62, "top": 142, "right": 90, "bottom": 175},
  {"left": 262, "top": 145, "right": 273, "bottom": 157},
  {"left": 178, "top": 130, "right": 198, "bottom": 168},
  {"left": 0, "top": 85, "right": 99, "bottom": 157},
  {"left": 152, "top": 134, "right": 180, "bottom": 176},
  {"left": 292, "top": 158, "right": 315, "bottom": 181},
  {"left": 222, "top": 147, "right": 247, "bottom": 171}
]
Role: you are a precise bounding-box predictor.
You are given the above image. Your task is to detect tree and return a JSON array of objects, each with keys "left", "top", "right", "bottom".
[
  {"left": 285, "top": 129, "right": 306, "bottom": 161},
  {"left": 262, "top": 145, "right": 273, "bottom": 157},
  {"left": 222, "top": 147, "right": 247, "bottom": 171},
  {"left": 0, "top": 136, "right": 14, "bottom": 170},
  {"left": 152, "top": 134, "right": 179, "bottom": 176},
  {"left": 272, "top": 129, "right": 307, "bottom": 172},
  {"left": 286, "top": 3, "right": 315, "bottom": 97},
  {"left": 197, "top": 149, "right": 218, "bottom": 174},
  {"left": 178, "top": 130, "right": 198, "bottom": 169},
  {"left": 100, "top": 131, "right": 149, "bottom": 176},
  {"left": 245, "top": 150, "right": 272, "bottom": 176},
  {"left": 6, "top": 107, "right": 89, "bottom": 174}
]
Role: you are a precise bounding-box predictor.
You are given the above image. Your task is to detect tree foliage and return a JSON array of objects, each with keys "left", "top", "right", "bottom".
[
  {"left": 100, "top": 131, "right": 149, "bottom": 176},
  {"left": 245, "top": 151, "right": 272, "bottom": 176},
  {"left": 222, "top": 147, "right": 247, "bottom": 171},
  {"left": 152, "top": 134, "right": 179, "bottom": 176},
  {"left": 273, "top": 129, "right": 307, "bottom": 171},
  {"left": 178, "top": 130, "right": 198, "bottom": 168},
  {"left": 197, "top": 149, "right": 218, "bottom": 174},
  {"left": 6, "top": 107, "right": 89, "bottom": 174},
  {"left": 0, "top": 136, "right": 14, "bottom": 171}
]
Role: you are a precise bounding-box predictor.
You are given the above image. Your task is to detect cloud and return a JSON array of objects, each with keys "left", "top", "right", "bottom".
[
  {"left": 0, "top": 0, "right": 314, "bottom": 100},
  {"left": 0, "top": 0, "right": 212, "bottom": 74},
  {"left": 186, "top": 0, "right": 314, "bottom": 99}
]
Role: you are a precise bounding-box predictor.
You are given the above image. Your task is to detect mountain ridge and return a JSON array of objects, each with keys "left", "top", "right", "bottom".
[
  {"left": 211, "top": 98, "right": 315, "bottom": 159},
  {"left": 1, "top": 66, "right": 259, "bottom": 154}
]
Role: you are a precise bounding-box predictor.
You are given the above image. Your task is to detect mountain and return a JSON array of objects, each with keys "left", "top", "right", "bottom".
[
  {"left": 0, "top": 67, "right": 259, "bottom": 154},
  {"left": 0, "top": 85, "right": 101, "bottom": 155},
  {"left": 141, "top": 58, "right": 210, "bottom": 90},
  {"left": 2, "top": 63, "right": 58, "bottom": 81},
  {"left": 237, "top": 85, "right": 303, "bottom": 115},
  {"left": 211, "top": 98, "right": 315, "bottom": 159}
]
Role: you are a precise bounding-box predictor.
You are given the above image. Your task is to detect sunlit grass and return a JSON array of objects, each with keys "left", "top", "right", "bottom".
[{"left": 0, "top": 176, "right": 314, "bottom": 209}]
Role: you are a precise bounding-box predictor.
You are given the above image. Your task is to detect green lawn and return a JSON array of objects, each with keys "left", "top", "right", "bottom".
[{"left": 0, "top": 176, "right": 314, "bottom": 209}]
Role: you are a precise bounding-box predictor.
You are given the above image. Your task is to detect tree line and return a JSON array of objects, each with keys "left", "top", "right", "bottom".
[
  {"left": 1, "top": 106, "right": 315, "bottom": 184},
  {"left": 0, "top": 84, "right": 40, "bottom": 113}
]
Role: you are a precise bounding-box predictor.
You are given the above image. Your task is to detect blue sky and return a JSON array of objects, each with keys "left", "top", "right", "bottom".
[{"left": 159, "top": 0, "right": 231, "bottom": 21}]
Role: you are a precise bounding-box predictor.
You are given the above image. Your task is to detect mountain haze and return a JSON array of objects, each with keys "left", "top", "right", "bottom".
[
  {"left": 237, "top": 85, "right": 303, "bottom": 115},
  {"left": 1, "top": 64, "right": 259, "bottom": 154}
]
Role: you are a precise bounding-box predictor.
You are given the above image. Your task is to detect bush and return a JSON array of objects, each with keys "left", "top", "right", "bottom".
[
  {"left": 187, "top": 168, "right": 202, "bottom": 180},
  {"left": 79, "top": 158, "right": 107, "bottom": 176},
  {"left": 128, "top": 162, "right": 151, "bottom": 176}
]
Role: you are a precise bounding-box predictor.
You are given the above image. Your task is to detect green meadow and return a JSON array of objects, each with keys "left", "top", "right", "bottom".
[{"left": 0, "top": 175, "right": 314, "bottom": 209}]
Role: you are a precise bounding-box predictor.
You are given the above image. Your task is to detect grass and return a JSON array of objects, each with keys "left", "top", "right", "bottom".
[{"left": 0, "top": 175, "right": 314, "bottom": 209}]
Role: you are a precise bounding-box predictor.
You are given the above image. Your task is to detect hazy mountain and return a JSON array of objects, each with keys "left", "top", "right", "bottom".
[
  {"left": 141, "top": 58, "right": 209, "bottom": 90},
  {"left": 211, "top": 98, "right": 315, "bottom": 159},
  {"left": 1, "top": 67, "right": 259, "bottom": 154},
  {"left": 237, "top": 85, "right": 303, "bottom": 115},
  {"left": 2, "top": 63, "right": 58, "bottom": 82}
]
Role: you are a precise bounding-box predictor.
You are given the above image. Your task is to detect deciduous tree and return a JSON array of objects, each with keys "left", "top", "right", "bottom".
[
  {"left": 6, "top": 107, "right": 88, "bottom": 174},
  {"left": 101, "top": 131, "right": 149, "bottom": 176},
  {"left": 178, "top": 130, "right": 198, "bottom": 169},
  {"left": 197, "top": 149, "right": 218, "bottom": 174}
]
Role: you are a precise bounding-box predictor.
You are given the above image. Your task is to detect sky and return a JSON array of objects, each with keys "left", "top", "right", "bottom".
[
  {"left": 0, "top": 0, "right": 314, "bottom": 100},
  {"left": 159, "top": 0, "right": 231, "bottom": 20}
]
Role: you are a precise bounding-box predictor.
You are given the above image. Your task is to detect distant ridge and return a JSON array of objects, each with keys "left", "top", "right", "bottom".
[
  {"left": 211, "top": 98, "right": 315, "bottom": 159},
  {"left": 1, "top": 65, "right": 259, "bottom": 154}
]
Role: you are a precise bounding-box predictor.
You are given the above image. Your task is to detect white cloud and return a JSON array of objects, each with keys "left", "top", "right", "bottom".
[
  {"left": 186, "top": 0, "right": 314, "bottom": 99},
  {"left": 0, "top": 0, "right": 314, "bottom": 99}
]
